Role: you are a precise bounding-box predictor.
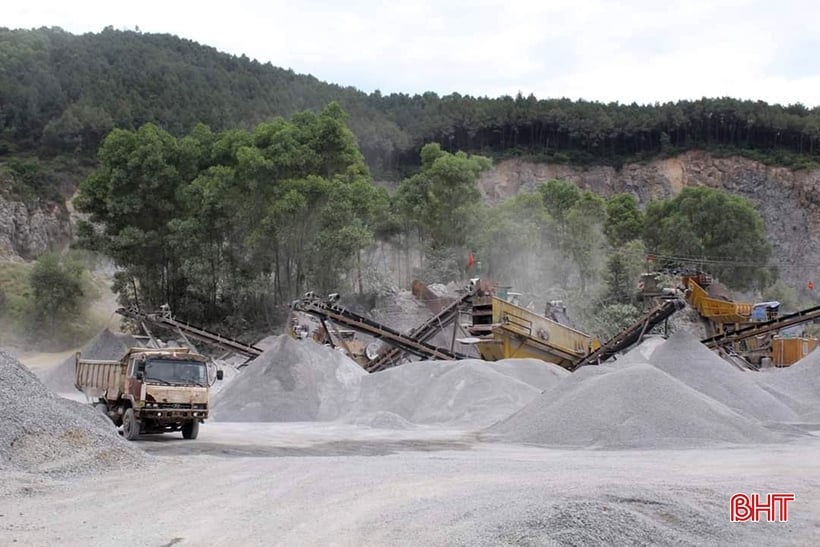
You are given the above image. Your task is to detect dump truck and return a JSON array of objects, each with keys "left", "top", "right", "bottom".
[{"left": 75, "top": 347, "right": 222, "bottom": 441}]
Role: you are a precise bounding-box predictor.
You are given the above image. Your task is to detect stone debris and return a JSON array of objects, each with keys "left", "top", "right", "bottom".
[
  {"left": 212, "top": 328, "right": 819, "bottom": 449},
  {"left": 755, "top": 346, "right": 820, "bottom": 420},
  {"left": 43, "top": 328, "right": 137, "bottom": 393},
  {"left": 211, "top": 336, "right": 366, "bottom": 422},
  {"left": 488, "top": 363, "right": 781, "bottom": 449},
  {"left": 342, "top": 359, "right": 548, "bottom": 428},
  {"left": 0, "top": 349, "right": 144, "bottom": 476},
  {"left": 648, "top": 332, "right": 799, "bottom": 423}
]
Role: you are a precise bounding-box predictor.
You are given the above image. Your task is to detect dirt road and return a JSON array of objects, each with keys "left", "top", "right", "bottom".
[{"left": 1, "top": 423, "right": 818, "bottom": 546}]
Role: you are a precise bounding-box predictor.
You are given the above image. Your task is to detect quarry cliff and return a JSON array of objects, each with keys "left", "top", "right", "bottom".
[
  {"left": 479, "top": 151, "right": 820, "bottom": 288},
  {"left": 3, "top": 151, "right": 820, "bottom": 291}
]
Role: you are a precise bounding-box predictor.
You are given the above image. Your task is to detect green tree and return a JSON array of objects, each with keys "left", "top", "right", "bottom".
[
  {"left": 643, "top": 186, "right": 772, "bottom": 289},
  {"left": 76, "top": 103, "right": 387, "bottom": 327},
  {"left": 539, "top": 179, "right": 580, "bottom": 223},
  {"left": 604, "top": 240, "right": 647, "bottom": 304},
  {"left": 395, "top": 143, "right": 491, "bottom": 250},
  {"left": 28, "top": 253, "right": 84, "bottom": 335},
  {"left": 75, "top": 123, "right": 186, "bottom": 309},
  {"left": 565, "top": 190, "right": 607, "bottom": 292},
  {"left": 469, "top": 192, "right": 556, "bottom": 292},
  {"left": 605, "top": 193, "right": 644, "bottom": 247}
]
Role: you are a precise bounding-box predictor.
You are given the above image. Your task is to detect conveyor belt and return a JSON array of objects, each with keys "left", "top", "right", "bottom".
[
  {"left": 702, "top": 304, "right": 820, "bottom": 348},
  {"left": 292, "top": 297, "right": 470, "bottom": 364},
  {"left": 571, "top": 298, "right": 684, "bottom": 370},
  {"left": 116, "top": 307, "right": 263, "bottom": 359},
  {"left": 366, "top": 291, "right": 472, "bottom": 371}
]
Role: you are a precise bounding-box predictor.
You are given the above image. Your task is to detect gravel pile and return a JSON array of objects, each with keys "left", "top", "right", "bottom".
[
  {"left": 489, "top": 363, "right": 781, "bottom": 448},
  {"left": 342, "top": 358, "right": 567, "bottom": 428},
  {"left": 755, "top": 348, "right": 820, "bottom": 420},
  {"left": 0, "top": 350, "right": 144, "bottom": 476},
  {"left": 208, "top": 361, "right": 240, "bottom": 397},
  {"left": 648, "top": 332, "right": 799, "bottom": 423},
  {"left": 483, "top": 358, "right": 570, "bottom": 390},
  {"left": 211, "top": 336, "right": 366, "bottom": 422},
  {"left": 44, "top": 328, "right": 137, "bottom": 393}
]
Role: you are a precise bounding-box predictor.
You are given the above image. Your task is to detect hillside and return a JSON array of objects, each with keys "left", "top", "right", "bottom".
[
  {"left": 2, "top": 27, "right": 820, "bottom": 327},
  {"left": 2, "top": 27, "right": 820, "bottom": 183}
]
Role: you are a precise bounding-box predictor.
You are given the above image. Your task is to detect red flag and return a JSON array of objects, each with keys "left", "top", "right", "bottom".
[{"left": 467, "top": 252, "right": 475, "bottom": 269}]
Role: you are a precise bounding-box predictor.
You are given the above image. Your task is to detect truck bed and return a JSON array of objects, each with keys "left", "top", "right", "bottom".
[{"left": 74, "top": 355, "right": 127, "bottom": 399}]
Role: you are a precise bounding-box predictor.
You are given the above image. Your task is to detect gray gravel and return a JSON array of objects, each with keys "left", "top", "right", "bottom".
[
  {"left": 343, "top": 359, "right": 560, "bottom": 428},
  {"left": 2, "top": 429, "right": 815, "bottom": 546},
  {"left": 649, "top": 332, "right": 800, "bottom": 423},
  {"left": 43, "top": 328, "right": 137, "bottom": 393},
  {"left": 755, "top": 347, "right": 820, "bottom": 420},
  {"left": 211, "top": 336, "right": 366, "bottom": 422},
  {"left": 0, "top": 349, "right": 144, "bottom": 476},
  {"left": 488, "top": 363, "right": 782, "bottom": 448}
]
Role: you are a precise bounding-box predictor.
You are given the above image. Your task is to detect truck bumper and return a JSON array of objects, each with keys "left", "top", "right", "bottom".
[{"left": 136, "top": 409, "right": 208, "bottom": 421}]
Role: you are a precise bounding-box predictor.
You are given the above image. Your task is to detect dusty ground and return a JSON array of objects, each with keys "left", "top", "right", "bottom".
[{"left": 1, "top": 423, "right": 818, "bottom": 546}]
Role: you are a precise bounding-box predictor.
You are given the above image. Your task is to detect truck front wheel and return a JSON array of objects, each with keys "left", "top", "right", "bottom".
[
  {"left": 122, "top": 408, "right": 140, "bottom": 441},
  {"left": 181, "top": 420, "right": 199, "bottom": 440}
]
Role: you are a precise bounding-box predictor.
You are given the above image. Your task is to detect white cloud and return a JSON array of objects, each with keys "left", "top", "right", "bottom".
[{"left": 5, "top": 0, "right": 820, "bottom": 105}]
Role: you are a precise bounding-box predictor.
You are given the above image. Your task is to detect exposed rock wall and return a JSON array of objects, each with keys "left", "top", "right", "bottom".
[
  {"left": 0, "top": 197, "right": 72, "bottom": 260},
  {"left": 478, "top": 151, "right": 820, "bottom": 288}
]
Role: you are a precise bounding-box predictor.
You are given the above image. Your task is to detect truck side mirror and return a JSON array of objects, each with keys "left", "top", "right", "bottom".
[
  {"left": 216, "top": 370, "right": 224, "bottom": 381},
  {"left": 136, "top": 371, "right": 144, "bottom": 380}
]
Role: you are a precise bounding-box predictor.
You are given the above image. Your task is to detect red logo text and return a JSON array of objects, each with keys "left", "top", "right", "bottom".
[{"left": 730, "top": 493, "right": 795, "bottom": 522}]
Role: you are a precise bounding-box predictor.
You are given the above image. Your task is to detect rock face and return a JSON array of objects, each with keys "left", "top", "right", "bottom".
[
  {"left": 0, "top": 196, "right": 72, "bottom": 259},
  {"left": 478, "top": 151, "right": 820, "bottom": 287}
]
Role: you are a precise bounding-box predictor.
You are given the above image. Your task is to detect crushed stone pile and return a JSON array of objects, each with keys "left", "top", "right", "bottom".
[
  {"left": 648, "top": 332, "right": 799, "bottom": 423},
  {"left": 483, "top": 358, "right": 570, "bottom": 391},
  {"left": 489, "top": 363, "right": 781, "bottom": 449},
  {"left": 44, "top": 328, "right": 137, "bottom": 393},
  {"left": 755, "top": 348, "right": 820, "bottom": 420},
  {"left": 208, "top": 361, "right": 240, "bottom": 397},
  {"left": 615, "top": 335, "right": 668, "bottom": 366},
  {"left": 211, "top": 336, "right": 366, "bottom": 422},
  {"left": 342, "top": 358, "right": 567, "bottom": 428},
  {"left": 0, "top": 350, "right": 144, "bottom": 476}
]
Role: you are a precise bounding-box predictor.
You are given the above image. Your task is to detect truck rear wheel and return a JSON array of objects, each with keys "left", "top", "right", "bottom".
[
  {"left": 122, "top": 408, "right": 140, "bottom": 441},
  {"left": 181, "top": 420, "right": 199, "bottom": 440}
]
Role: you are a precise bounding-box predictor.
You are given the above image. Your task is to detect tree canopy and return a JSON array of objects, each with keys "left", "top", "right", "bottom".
[
  {"left": 2, "top": 27, "right": 820, "bottom": 181},
  {"left": 643, "top": 186, "right": 772, "bottom": 289},
  {"left": 395, "top": 143, "right": 491, "bottom": 249},
  {"left": 76, "top": 103, "right": 388, "bottom": 328}
]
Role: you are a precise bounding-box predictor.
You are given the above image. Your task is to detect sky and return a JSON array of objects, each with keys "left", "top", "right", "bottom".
[{"left": 5, "top": 0, "right": 820, "bottom": 106}]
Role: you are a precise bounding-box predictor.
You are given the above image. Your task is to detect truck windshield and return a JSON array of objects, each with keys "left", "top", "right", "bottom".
[{"left": 143, "top": 359, "right": 208, "bottom": 386}]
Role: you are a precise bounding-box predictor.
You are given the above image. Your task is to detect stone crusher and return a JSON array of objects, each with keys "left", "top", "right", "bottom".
[
  {"left": 702, "top": 303, "right": 820, "bottom": 367},
  {"left": 678, "top": 272, "right": 817, "bottom": 367},
  {"left": 364, "top": 290, "right": 475, "bottom": 371},
  {"left": 466, "top": 293, "right": 601, "bottom": 369},
  {"left": 465, "top": 280, "right": 685, "bottom": 370}
]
